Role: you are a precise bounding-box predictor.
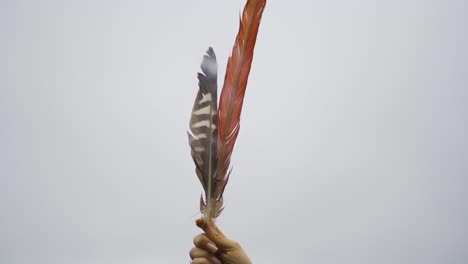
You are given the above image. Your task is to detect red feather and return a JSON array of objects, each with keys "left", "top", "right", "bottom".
[{"left": 216, "top": 0, "right": 267, "bottom": 200}]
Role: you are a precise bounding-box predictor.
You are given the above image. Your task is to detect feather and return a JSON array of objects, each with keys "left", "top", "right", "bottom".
[
  {"left": 189, "top": 0, "right": 267, "bottom": 221},
  {"left": 216, "top": 0, "right": 267, "bottom": 210},
  {"left": 188, "top": 47, "right": 218, "bottom": 218}
]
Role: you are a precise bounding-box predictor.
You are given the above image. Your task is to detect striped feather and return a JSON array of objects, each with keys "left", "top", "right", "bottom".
[
  {"left": 188, "top": 47, "right": 219, "bottom": 218},
  {"left": 188, "top": 0, "right": 267, "bottom": 221}
]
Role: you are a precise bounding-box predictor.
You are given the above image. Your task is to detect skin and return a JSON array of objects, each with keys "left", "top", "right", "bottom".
[{"left": 190, "top": 219, "right": 252, "bottom": 264}]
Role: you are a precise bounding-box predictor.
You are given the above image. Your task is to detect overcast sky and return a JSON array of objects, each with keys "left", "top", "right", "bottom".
[{"left": 2, "top": 0, "right": 468, "bottom": 263}]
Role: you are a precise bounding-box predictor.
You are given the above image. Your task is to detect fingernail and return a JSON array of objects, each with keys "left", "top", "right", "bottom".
[
  {"left": 206, "top": 242, "right": 218, "bottom": 253},
  {"left": 211, "top": 256, "right": 222, "bottom": 264}
]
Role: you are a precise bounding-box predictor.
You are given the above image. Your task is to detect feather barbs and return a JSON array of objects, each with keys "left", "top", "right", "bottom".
[{"left": 189, "top": 0, "right": 266, "bottom": 221}]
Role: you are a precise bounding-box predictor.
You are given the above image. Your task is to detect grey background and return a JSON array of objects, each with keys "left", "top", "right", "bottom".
[{"left": 2, "top": 0, "right": 468, "bottom": 263}]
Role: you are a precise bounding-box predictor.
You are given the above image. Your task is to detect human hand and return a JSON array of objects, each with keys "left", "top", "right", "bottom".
[{"left": 190, "top": 218, "right": 252, "bottom": 264}]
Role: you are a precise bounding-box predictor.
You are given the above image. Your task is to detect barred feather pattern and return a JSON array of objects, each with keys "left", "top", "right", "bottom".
[
  {"left": 188, "top": 47, "right": 220, "bottom": 218},
  {"left": 189, "top": 0, "right": 267, "bottom": 221}
]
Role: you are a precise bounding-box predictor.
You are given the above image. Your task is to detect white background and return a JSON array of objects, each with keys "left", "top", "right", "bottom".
[{"left": 2, "top": 0, "right": 468, "bottom": 263}]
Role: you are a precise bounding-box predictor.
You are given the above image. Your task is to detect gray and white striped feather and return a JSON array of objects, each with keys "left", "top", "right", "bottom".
[{"left": 188, "top": 47, "right": 221, "bottom": 218}]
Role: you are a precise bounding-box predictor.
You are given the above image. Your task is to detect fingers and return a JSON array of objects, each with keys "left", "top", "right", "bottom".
[
  {"left": 191, "top": 225, "right": 222, "bottom": 264},
  {"left": 195, "top": 218, "right": 205, "bottom": 229},
  {"left": 190, "top": 247, "right": 212, "bottom": 259},
  {"left": 195, "top": 218, "right": 241, "bottom": 251},
  {"left": 189, "top": 248, "right": 222, "bottom": 264},
  {"left": 191, "top": 258, "right": 221, "bottom": 264},
  {"left": 193, "top": 233, "right": 219, "bottom": 254},
  {"left": 191, "top": 259, "right": 210, "bottom": 264}
]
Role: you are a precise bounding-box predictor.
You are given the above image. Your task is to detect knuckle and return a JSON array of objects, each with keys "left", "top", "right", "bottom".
[
  {"left": 189, "top": 247, "right": 197, "bottom": 259},
  {"left": 213, "top": 233, "right": 224, "bottom": 241},
  {"left": 193, "top": 233, "right": 204, "bottom": 245},
  {"left": 231, "top": 240, "right": 241, "bottom": 248}
]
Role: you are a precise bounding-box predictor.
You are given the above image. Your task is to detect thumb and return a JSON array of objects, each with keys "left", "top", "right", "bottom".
[{"left": 195, "top": 219, "right": 239, "bottom": 251}]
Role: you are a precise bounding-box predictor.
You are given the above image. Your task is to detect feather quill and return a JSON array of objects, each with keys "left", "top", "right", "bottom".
[{"left": 189, "top": 0, "right": 267, "bottom": 221}]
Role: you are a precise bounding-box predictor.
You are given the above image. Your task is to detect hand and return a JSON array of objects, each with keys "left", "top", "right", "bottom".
[{"left": 190, "top": 218, "right": 252, "bottom": 264}]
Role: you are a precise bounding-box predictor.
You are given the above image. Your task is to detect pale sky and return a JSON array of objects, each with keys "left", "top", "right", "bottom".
[{"left": 2, "top": 0, "right": 468, "bottom": 263}]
